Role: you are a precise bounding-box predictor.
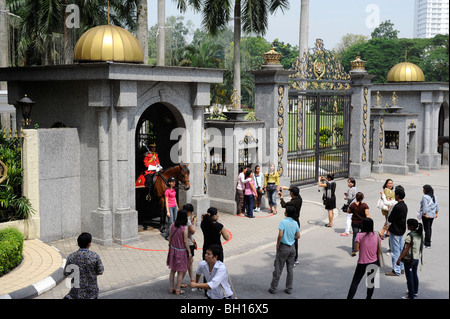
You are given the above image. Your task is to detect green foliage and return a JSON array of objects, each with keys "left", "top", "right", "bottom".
[
  {"left": 371, "top": 20, "right": 399, "bottom": 39},
  {"left": 314, "top": 126, "right": 333, "bottom": 146},
  {"left": 0, "top": 135, "right": 35, "bottom": 222},
  {"left": 0, "top": 227, "right": 24, "bottom": 277},
  {"left": 272, "top": 38, "right": 299, "bottom": 70},
  {"left": 340, "top": 34, "right": 449, "bottom": 83},
  {"left": 7, "top": 0, "right": 136, "bottom": 66}
]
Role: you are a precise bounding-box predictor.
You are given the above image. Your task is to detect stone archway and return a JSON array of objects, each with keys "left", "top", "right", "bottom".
[{"left": 135, "top": 102, "right": 187, "bottom": 227}]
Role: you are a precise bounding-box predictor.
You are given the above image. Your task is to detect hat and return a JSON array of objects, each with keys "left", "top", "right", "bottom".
[
  {"left": 168, "top": 177, "right": 176, "bottom": 182},
  {"left": 289, "top": 186, "right": 300, "bottom": 196}
]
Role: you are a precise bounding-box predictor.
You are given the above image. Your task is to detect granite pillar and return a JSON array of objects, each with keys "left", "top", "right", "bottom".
[
  {"left": 348, "top": 69, "right": 375, "bottom": 178},
  {"left": 113, "top": 80, "right": 138, "bottom": 244},
  {"left": 250, "top": 64, "right": 294, "bottom": 187},
  {"left": 190, "top": 83, "right": 210, "bottom": 215},
  {"left": 419, "top": 91, "right": 442, "bottom": 169}
]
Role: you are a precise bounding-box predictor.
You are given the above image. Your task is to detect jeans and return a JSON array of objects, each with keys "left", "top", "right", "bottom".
[
  {"left": 351, "top": 223, "right": 362, "bottom": 253},
  {"left": 269, "top": 243, "right": 295, "bottom": 293},
  {"left": 165, "top": 206, "right": 178, "bottom": 239},
  {"left": 389, "top": 234, "right": 405, "bottom": 275},
  {"left": 404, "top": 259, "right": 419, "bottom": 299},
  {"left": 267, "top": 189, "right": 277, "bottom": 207},
  {"left": 245, "top": 194, "right": 254, "bottom": 217},
  {"left": 422, "top": 217, "right": 434, "bottom": 247},
  {"left": 347, "top": 261, "right": 380, "bottom": 299}
]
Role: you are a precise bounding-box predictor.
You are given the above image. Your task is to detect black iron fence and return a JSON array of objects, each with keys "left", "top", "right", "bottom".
[{"left": 287, "top": 92, "right": 351, "bottom": 185}]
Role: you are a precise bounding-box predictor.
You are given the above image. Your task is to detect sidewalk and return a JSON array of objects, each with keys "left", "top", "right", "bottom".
[{"left": 1, "top": 167, "right": 447, "bottom": 299}]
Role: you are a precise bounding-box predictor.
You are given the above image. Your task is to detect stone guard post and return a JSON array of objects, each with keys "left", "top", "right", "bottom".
[
  {"left": 348, "top": 56, "right": 375, "bottom": 179},
  {"left": 250, "top": 47, "right": 294, "bottom": 187}
]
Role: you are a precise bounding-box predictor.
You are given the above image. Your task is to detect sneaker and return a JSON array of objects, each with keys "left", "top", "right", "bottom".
[
  {"left": 405, "top": 290, "right": 418, "bottom": 297},
  {"left": 294, "top": 260, "right": 299, "bottom": 267},
  {"left": 385, "top": 271, "right": 400, "bottom": 276},
  {"left": 401, "top": 295, "right": 411, "bottom": 299}
]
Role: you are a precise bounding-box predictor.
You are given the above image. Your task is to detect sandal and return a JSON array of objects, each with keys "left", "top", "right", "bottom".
[
  {"left": 175, "top": 290, "right": 185, "bottom": 295},
  {"left": 180, "top": 283, "right": 188, "bottom": 288},
  {"left": 169, "top": 289, "right": 176, "bottom": 294},
  {"left": 325, "top": 223, "right": 333, "bottom": 227}
]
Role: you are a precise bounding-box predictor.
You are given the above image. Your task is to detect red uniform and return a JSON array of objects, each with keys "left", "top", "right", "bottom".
[{"left": 135, "top": 151, "right": 161, "bottom": 188}]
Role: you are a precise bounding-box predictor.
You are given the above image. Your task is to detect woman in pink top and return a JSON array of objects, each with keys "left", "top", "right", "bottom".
[
  {"left": 164, "top": 177, "right": 179, "bottom": 240},
  {"left": 244, "top": 169, "right": 258, "bottom": 218},
  {"left": 347, "top": 218, "right": 382, "bottom": 299}
]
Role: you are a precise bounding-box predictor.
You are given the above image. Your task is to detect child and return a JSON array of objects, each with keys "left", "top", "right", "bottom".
[
  {"left": 397, "top": 219, "right": 424, "bottom": 299},
  {"left": 244, "top": 169, "right": 258, "bottom": 218},
  {"left": 165, "top": 177, "right": 179, "bottom": 240}
]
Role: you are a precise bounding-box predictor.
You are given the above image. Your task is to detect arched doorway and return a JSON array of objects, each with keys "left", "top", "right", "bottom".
[
  {"left": 438, "top": 102, "right": 449, "bottom": 165},
  {"left": 135, "top": 102, "right": 186, "bottom": 228}
]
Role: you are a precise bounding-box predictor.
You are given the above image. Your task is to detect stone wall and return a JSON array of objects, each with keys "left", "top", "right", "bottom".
[{"left": 22, "top": 128, "right": 81, "bottom": 242}]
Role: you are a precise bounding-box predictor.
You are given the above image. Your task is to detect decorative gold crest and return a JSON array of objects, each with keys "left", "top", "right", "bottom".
[{"left": 313, "top": 60, "right": 326, "bottom": 79}]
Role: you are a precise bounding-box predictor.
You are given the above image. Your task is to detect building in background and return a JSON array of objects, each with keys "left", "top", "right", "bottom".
[{"left": 414, "top": 0, "right": 449, "bottom": 38}]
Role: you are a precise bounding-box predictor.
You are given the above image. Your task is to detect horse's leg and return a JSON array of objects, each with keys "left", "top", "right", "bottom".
[{"left": 160, "top": 197, "right": 166, "bottom": 233}]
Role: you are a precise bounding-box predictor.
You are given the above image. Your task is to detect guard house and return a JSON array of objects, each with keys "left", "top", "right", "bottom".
[
  {"left": 369, "top": 59, "right": 449, "bottom": 173},
  {"left": 0, "top": 24, "right": 223, "bottom": 245}
]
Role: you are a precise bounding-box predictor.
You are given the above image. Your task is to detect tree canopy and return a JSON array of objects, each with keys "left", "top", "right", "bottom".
[{"left": 341, "top": 34, "right": 449, "bottom": 83}]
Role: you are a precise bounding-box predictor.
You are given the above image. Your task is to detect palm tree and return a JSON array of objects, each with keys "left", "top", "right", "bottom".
[
  {"left": 196, "top": 0, "right": 290, "bottom": 109},
  {"left": 156, "top": 0, "right": 202, "bottom": 66},
  {"left": 7, "top": 0, "right": 137, "bottom": 66},
  {"left": 136, "top": 0, "right": 148, "bottom": 64}
]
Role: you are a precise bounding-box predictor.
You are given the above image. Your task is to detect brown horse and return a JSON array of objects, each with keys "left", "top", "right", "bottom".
[{"left": 151, "top": 163, "right": 190, "bottom": 230}]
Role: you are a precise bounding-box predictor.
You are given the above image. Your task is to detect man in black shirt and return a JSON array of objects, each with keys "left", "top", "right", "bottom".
[
  {"left": 279, "top": 186, "right": 302, "bottom": 265},
  {"left": 386, "top": 185, "right": 407, "bottom": 276}
]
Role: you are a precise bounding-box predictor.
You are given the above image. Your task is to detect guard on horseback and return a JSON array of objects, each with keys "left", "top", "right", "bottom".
[{"left": 135, "top": 142, "right": 163, "bottom": 200}]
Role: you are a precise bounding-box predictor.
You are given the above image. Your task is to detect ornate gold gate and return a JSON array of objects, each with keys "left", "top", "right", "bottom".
[{"left": 288, "top": 39, "right": 352, "bottom": 185}]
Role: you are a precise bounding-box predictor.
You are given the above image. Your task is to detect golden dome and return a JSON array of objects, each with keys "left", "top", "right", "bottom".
[
  {"left": 73, "top": 25, "right": 144, "bottom": 64},
  {"left": 386, "top": 62, "right": 425, "bottom": 82}
]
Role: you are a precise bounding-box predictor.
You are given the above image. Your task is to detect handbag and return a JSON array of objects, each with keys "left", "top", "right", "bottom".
[
  {"left": 341, "top": 203, "right": 349, "bottom": 212},
  {"left": 376, "top": 198, "right": 388, "bottom": 211},
  {"left": 266, "top": 183, "right": 277, "bottom": 192}
]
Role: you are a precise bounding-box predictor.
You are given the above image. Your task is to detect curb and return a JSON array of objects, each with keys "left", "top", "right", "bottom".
[{"left": 0, "top": 245, "right": 66, "bottom": 299}]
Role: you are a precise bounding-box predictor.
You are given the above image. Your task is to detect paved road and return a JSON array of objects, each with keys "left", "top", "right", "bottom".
[{"left": 97, "top": 169, "right": 449, "bottom": 301}]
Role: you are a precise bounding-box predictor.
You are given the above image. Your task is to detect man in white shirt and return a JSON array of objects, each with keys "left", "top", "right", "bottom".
[{"left": 191, "top": 245, "right": 233, "bottom": 299}]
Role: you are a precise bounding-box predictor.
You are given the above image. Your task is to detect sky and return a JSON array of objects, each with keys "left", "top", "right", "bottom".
[{"left": 147, "top": 0, "right": 415, "bottom": 50}]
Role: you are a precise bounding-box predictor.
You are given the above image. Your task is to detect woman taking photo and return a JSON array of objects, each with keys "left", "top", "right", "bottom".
[
  {"left": 348, "top": 192, "right": 370, "bottom": 257},
  {"left": 318, "top": 174, "right": 336, "bottom": 227},
  {"left": 201, "top": 207, "right": 230, "bottom": 262}
]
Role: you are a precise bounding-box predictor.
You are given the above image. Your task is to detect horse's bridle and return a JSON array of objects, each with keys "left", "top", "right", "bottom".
[{"left": 175, "top": 164, "right": 190, "bottom": 190}]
